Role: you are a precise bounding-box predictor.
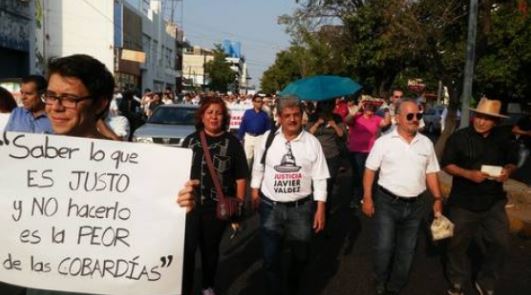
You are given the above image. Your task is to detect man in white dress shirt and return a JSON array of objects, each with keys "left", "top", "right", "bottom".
[
  {"left": 251, "top": 96, "right": 329, "bottom": 295},
  {"left": 362, "top": 99, "right": 443, "bottom": 294}
]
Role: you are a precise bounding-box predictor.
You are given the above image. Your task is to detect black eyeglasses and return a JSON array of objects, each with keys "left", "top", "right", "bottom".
[
  {"left": 406, "top": 112, "right": 423, "bottom": 121},
  {"left": 41, "top": 92, "right": 92, "bottom": 108}
]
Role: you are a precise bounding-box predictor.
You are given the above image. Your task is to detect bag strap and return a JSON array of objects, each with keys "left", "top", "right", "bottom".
[
  {"left": 260, "top": 127, "right": 277, "bottom": 165},
  {"left": 199, "top": 131, "right": 225, "bottom": 202}
]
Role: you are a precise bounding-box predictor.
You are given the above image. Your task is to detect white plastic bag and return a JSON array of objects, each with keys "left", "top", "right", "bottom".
[{"left": 431, "top": 214, "right": 455, "bottom": 241}]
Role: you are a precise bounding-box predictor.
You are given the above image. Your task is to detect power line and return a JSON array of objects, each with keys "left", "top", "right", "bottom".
[
  {"left": 185, "top": 25, "right": 288, "bottom": 51},
  {"left": 184, "top": 18, "right": 289, "bottom": 49},
  {"left": 80, "top": 0, "right": 279, "bottom": 84}
]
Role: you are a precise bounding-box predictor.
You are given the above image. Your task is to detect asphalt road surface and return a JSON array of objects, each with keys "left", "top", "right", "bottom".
[{"left": 214, "top": 167, "right": 531, "bottom": 295}]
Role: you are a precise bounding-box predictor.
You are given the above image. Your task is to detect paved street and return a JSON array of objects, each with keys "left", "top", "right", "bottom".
[{"left": 213, "top": 168, "right": 531, "bottom": 295}]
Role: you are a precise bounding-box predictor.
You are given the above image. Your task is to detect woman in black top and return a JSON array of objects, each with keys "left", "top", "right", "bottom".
[{"left": 181, "top": 96, "right": 248, "bottom": 295}]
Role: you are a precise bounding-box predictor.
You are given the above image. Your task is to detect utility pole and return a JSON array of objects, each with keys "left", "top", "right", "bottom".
[
  {"left": 460, "top": 0, "right": 479, "bottom": 128},
  {"left": 437, "top": 80, "right": 443, "bottom": 105},
  {"left": 164, "top": 0, "right": 183, "bottom": 26}
]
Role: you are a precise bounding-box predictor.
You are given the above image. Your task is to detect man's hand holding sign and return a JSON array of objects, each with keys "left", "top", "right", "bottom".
[{"left": 0, "top": 132, "right": 193, "bottom": 295}]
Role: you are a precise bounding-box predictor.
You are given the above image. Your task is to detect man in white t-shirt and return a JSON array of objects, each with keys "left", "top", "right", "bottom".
[
  {"left": 381, "top": 89, "right": 403, "bottom": 135},
  {"left": 251, "top": 96, "right": 329, "bottom": 295},
  {"left": 363, "top": 99, "right": 443, "bottom": 294}
]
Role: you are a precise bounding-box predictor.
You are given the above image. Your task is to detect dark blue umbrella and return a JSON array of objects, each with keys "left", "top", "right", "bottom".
[{"left": 279, "top": 75, "right": 362, "bottom": 101}]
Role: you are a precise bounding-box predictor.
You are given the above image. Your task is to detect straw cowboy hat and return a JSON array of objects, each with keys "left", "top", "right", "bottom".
[{"left": 469, "top": 97, "right": 509, "bottom": 118}]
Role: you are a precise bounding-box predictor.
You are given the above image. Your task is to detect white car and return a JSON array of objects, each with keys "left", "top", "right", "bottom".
[{"left": 132, "top": 104, "right": 198, "bottom": 147}]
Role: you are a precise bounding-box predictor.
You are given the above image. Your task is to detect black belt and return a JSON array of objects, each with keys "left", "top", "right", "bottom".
[
  {"left": 260, "top": 194, "right": 311, "bottom": 207},
  {"left": 246, "top": 132, "right": 264, "bottom": 136},
  {"left": 378, "top": 186, "right": 419, "bottom": 203}
]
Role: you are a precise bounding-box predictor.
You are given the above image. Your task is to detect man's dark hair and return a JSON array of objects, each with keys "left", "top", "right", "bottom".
[
  {"left": 48, "top": 54, "right": 114, "bottom": 117},
  {"left": 22, "top": 75, "right": 47, "bottom": 93},
  {"left": 0, "top": 86, "right": 17, "bottom": 112},
  {"left": 364, "top": 103, "right": 378, "bottom": 112},
  {"left": 315, "top": 100, "right": 334, "bottom": 115}
]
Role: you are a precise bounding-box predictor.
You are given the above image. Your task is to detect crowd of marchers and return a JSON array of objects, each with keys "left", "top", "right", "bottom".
[{"left": 0, "top": 53, "right": 530, "bottom": 295}]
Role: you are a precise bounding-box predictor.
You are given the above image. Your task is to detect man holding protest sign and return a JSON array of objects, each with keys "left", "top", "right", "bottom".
[{"left": 3, "top": 54, "right": 195, "bottom": 295}]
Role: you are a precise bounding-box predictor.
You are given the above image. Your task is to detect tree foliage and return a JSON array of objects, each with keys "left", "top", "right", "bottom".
[
  {"left": 263, "top": 0, "right": 530, "bottom": 103},
  {"left": 261, "top": 46, "right": 306, "bottom": 94},
  {"left": 474, "top": 4, "right": 531, "bottom": 101},
  {"left": 204, "top": 45, "right": 236, "bottom": 92}
]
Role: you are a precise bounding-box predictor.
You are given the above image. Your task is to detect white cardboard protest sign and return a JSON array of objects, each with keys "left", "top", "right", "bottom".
[
  {"left": 0, "top": 132, "right": 192, "bottom": 295},
  {"left": 228, "top": 103, "right": 252, "bottom": 130}
]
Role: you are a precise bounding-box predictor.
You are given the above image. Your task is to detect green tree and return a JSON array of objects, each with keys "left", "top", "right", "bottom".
[
  {"left": 260, "top": 45, "right": 308, "bottom": 94},
  {"left": 204, "top": 45, "right": 236, "bottom": 92},
  {"left": 278, "top": 0, "right": 530, "bottom": 156},
  {"left": 270, "top": 0, "right": 530, "bottom": 101},
  {"left": 474, "top": 3, "right": 531, "bottom": 101}
]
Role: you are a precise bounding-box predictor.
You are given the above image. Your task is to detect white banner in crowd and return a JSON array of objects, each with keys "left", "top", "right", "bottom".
[
  {"left": 228, "top": 103, "right": 252, "bottom": 130},
  {"left": 0, "top": 132, "right": 192, "bottom": 295}
]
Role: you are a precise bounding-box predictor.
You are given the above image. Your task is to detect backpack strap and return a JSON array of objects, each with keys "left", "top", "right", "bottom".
[{"left": 260, "top": 127, "right": 277, "bottom": 166}]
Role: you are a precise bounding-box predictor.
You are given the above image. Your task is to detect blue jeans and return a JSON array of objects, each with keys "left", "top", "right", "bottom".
[
  {"left": 348, "top": 152, "right": 368, "bottom": 202},
  {"left": 326, "top": 155, "right": 341, "bottom": 217},
  {"left": 373, "top": 188, "right": 426, "bottom": 292},
  {"left": 259, "top": 197, "right": 313, "bottom": 295},
  {"left": 446, "top": 200, "right": 509, "bottom": 291}
]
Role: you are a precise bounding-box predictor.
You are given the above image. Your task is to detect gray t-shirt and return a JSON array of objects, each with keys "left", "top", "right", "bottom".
[{"left": 307, "top": 113, "right": 346, "bottom": 158}]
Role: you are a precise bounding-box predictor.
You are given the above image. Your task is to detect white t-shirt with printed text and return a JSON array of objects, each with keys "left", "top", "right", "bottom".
[{"left": 251, "top": 128, "right": 330, "bottom": 202}]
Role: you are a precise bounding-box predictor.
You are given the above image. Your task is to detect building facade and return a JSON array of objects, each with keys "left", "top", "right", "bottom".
[
  {"left": 114, "top": 1, "right": 143, "bottom": 91},
  {"left": 0, "top": 0, "right": 33, "bottom": 79},
  {"left": 43, "top": 0, "right": 115, "bottom": 72},
  {"left": 1, "top": 0, "right": 179, "bottom": 96},
  {"left": 182, "top": 46, "right": 214, "bottom": 91},
  {"left": 222, "top": 40, "right": 250, "bottom": 94},
  {"left": 126, "top": 0, "right": 177, "bottom": 92}
]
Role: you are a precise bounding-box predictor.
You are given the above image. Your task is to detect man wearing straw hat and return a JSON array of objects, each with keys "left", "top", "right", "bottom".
[{"left": 441, "top": 97, "right": 518, "bottom": 295}]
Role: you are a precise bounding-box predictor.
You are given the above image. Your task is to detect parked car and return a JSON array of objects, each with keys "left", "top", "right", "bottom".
[
  {"left": 423, "top": 105, "right": 446, "bottom": 133},
  {"left": 132, "top": 104, "right": 198, "bottom": 147}
]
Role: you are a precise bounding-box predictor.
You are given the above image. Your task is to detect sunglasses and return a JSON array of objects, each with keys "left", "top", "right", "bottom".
[{"left": 406, "top": 112, "right": 423, "bottom": 121}]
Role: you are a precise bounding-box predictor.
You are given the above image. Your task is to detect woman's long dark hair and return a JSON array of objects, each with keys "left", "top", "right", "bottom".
[{"left": 315, "top": 100, "right": 335, "bottom": 120}]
